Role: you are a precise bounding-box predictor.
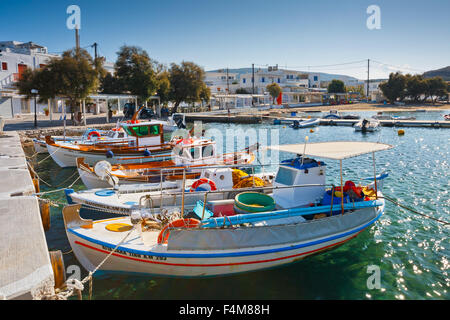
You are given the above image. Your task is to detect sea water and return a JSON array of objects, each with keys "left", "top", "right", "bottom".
[{"left": 36, "top": 113, "right": 449, "bottom": 300}]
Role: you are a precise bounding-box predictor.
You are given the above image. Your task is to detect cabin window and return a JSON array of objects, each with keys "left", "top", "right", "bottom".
[
  {"left": 202, "top": 145, "right": 214, "bottom": 158},
  {"left": 149, "top": 125, "right": 160, "bottom": 135},
  {"left": 1, "top": 62, "right": 7, "bottom": 71},
  {"left": 275, "top": 167, "right": 297, "bottom": 185},
  {"left": 191, "top": 147, "right": 201, "bottom": 159},
  {"left": 131, "top": 126, "right": 149, "bottom": 137}
]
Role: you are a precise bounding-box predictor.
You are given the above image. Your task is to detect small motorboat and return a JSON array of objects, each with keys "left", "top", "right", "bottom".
[
  {"left": 355, "top": 118, "right": 380, "bottom": 132},
  {"left": 290, "top": 118, "right": 320, "bottom": 129},
  {"left": 62, "top": 141, "right": 392, "bottom": 278},
  {"left": 322, "top": 110, "right": 341, "bottom": 119},
  {"left": 444, "top": 114, "right": 450, "bottom": 121}
]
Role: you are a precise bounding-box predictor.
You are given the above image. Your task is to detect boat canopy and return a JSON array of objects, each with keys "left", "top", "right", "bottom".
[{"left": 266, "top": 141, "right": 393, "bottom": 160}]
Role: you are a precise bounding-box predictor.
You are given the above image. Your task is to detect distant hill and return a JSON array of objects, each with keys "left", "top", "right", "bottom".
[
  {"left": 207, "top": 67, "right": 359, "bottom": 82},
  {"left": 423, "top": 66, "right": 450, "bottom": 81}
]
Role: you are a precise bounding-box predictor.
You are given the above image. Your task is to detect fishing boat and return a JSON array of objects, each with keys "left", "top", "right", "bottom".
[
  {"left": 45, "top": 121, "right": 174, "bottom": 168},
  {"left": 63, "top": 141, "right": 391, "bottom": 277},
  {"left": 354, "top": 118, "right": 380, "bottom": 132},
  {"left": 33, "top": 127, "right": 131, "bottom": 154},
  {"left": 76, "top": 138, "right": 256, "bottom": 189},
  {"left": 66, "top": 163, "right": 274, "bottom": 216},
  {"left": 289, "top": 118, "right": 320, "bottom": 129}
]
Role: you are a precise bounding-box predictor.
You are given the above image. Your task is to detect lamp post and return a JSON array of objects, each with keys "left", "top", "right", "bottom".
[{"left": 31, "top": 89, "right": 38, "bottom": 128}]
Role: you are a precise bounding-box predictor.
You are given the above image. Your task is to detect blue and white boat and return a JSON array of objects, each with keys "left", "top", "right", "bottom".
[
  {"left": 62, "top": 141, "right": 392, "bottom": 278},
  {"left": 290, "top": 118, "right": 320, "bottom": 129}
]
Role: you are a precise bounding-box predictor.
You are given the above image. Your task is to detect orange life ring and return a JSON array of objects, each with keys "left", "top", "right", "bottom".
[
  {"left": 87, "top": 131, "right": 101, "bottom": 140},
  {"left": 189, "top": 178, "right": 217, "bottom": 192},
  {"left": 157, "top": 218, "right": 200, "bottom": 244}
]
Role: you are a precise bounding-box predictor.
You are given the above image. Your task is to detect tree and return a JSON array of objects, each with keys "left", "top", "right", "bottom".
[
  {"left": 156, "top": 70, "right": 171, "bottom": 105},
  {"left": 379, "top": 72, "right": 407, "bottom": 103},
  {"left": 266, "top": 82, "right": 282, "bottom": 104},
  {"left": 346, "top": 84, "right": 365, "bottom": 96},
  {"left": 405, "top": 74, "right": 427, "bottom": 102},
  {"left": 100, "top": 73, "right": 122, "bottom": 94},
  {"left": 168, "top": 61, "right": 208, "bottom": 113},
  {"left": 15, "top": 48, "right": 99, "bottom": 119},
  {"left": 424, "top": 77, "right": 448, "bottom": 103},
  {"left": 115, "top": 45, "right": 158, "bottom": 104},
  {"left": 327, "top": 79, "right": 346, "bottom": 94}
]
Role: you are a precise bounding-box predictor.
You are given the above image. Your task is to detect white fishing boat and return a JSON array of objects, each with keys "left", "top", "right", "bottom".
[
  {"left": 33, "top": 127, "right": 131, "bottom": 154},
  {"left": 63, "top": 141, "right": 391, "bottom": 277},
  {"left": 45, "top": 121, "right": 176, "bottom": 168},
  {"left": 76, "top": 138, "right": 256, "bottom": 189},
  {"left": 66, "top": 164, "right": 274, "bottom": 216},
  {"left": 354, "top": 118, "right": 380, "bottom": 132}
]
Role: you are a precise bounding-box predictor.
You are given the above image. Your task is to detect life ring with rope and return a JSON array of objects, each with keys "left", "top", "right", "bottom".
[
  {"left": 157, "top": 218, "right": 200, "bottom": 244},
  {"left": 189, "top": 178, "right": 217, "bottom": 192},
  {"left": 87, "top": 130, "right": 101, "bottom": 140}
]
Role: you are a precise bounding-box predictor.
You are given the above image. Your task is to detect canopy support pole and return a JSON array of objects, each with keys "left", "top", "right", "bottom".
[
  {"left": 340, "top": 159, "right": 344, "bottom": 215},
  {"left": 372, "top": 152, "right": 378, "bottom": 199}
]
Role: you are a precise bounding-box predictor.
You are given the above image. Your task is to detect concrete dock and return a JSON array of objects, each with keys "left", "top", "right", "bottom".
[{"left": 0, "top": 131, "right": 55, "bottom": 299}]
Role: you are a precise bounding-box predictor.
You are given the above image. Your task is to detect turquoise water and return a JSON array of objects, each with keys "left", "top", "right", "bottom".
[{"left": 36, "top": 118, "right": 449, "bottom": 300}]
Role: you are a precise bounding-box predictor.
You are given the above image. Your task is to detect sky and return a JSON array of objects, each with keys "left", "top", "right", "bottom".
[{"left": 1, "top": 0, "right": 449, "bottom": 80}]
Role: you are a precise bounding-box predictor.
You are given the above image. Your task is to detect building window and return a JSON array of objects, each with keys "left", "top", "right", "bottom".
[
  {"left": 261, "top": 77, "right": 265, "bottom": 83},
  {"left": 314, "top": 76, "right": 318, "bottom": 81},
  {"left": 277, "top": 78, "right": 280, "bottom": 83},
  {"left": 1, "top": 62, "right": 7, "bottom": 71},
  {"left": 243, "top": 78, "right": 246, "bottom": 84}
]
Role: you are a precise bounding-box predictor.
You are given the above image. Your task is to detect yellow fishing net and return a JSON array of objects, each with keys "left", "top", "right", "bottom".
[
  {"left": 233, "top": 176, "right": 265, "bottom": 189},
  {"left": 232, "top": 169, "right": 249, "bottom": 185}
]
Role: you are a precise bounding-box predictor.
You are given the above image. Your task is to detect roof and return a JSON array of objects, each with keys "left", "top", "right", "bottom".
[{"left": 266, "top": 141, "right": 393, "bottom": 160}]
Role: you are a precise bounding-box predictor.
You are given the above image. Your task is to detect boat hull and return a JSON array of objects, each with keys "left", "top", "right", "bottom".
[
  {"left": 65, "top": 204, "right": 383, "bottom": 278},
  {"left": 46, "top": 143, "right": 172, "bottom": 168}
]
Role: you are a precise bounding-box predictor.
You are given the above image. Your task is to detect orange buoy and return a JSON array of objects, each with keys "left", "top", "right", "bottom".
[{"left": 157, "top": 218, "right": 200, "bottom": 244}]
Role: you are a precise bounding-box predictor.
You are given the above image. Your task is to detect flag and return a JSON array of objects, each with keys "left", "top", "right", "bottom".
[{"left": 276, "top": 92, "right": 282, "bottom": 105}]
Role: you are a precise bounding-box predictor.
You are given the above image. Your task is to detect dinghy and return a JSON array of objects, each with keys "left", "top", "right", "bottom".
[
  {"left": 289, "top": 118, "right": 320, "bottom": 129},
  {"left": 354, "top": 118, "right": 380, "bottom": 132},
  {"left": 63, "top": 141, "right": 392, "bottom": 277}
]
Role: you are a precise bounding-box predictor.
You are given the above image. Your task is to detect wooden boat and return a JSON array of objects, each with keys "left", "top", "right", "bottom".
[
  {"left": 289, "top": 118, "right": 320, "bottom": 129},
  {"left": 76, "top": 138, "right": 256, "bottom": 189},
  {"left": 63, "top": 141, "right": 392, "bottom": 277},
  {"left": 33, "top": 127, "right": 131, "bottom": 154},
  {"left": 66, "top": 164, "right": 274, "bottom": 216},
  {"left": 354, "top": 118, "right": 380, "bottom": 132},
  {"left": 45, "top": 121, "right": 173, "bottom": 167}
]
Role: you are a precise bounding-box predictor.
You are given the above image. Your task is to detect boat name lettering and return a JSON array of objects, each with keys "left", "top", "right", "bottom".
[{"left": 101, "top": 245, "right": 167, "bottom": 260}]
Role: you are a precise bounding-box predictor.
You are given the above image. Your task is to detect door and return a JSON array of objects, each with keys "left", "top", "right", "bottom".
[{"left": 17, "top": 64, "right": 28, "bottom": 80}]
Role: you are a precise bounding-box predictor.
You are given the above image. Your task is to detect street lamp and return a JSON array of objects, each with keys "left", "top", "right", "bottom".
[{"left": 31, "top": 89, "right": 38, "bottom": 128}]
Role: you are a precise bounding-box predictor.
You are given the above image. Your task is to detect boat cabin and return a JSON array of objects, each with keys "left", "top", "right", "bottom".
[
  {"left": 273, "top": 156, "right": 326, "bottom": 209},
  {"left": 120, "top": 121, "right": 164, "bottom": 148},
  {"left": 172, "top": 138, "right": 217, "bottom": 166}
]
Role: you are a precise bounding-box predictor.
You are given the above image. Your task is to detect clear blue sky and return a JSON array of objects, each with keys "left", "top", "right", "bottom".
[{"left": 1, "top": 0, "right": 449, "bottom": 79}]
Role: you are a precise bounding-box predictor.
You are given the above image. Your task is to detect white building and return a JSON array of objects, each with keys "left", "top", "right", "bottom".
[
  {"left": 0, "top": 40, "right": 117, "bottom": 119},
  {"left": 364, "top": 79, "right": 387, "bottom": 102},
  {"left": 204, "top": 70, "right": 239, "bottom": 94}
]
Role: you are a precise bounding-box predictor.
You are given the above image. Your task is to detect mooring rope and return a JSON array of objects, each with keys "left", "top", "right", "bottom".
[{"left": 380, "top": 195, "right": 449, "bottom": 225}]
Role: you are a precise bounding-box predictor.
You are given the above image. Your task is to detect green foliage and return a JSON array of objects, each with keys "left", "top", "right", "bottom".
[
  {"left": 379, "top": 72, "right": 407, "bottom": 102},
  {"left": 115, "top": 45, "right": 158, "bottom": 103},
  {"left": 327, "top": 79, "right": 346, "bottom": 94},
  {"left": 380, "top": 72, "right": 448, "bottom": 103},
  {"left": 346, "top": 84, "right": 364, "bottom": 96},
  {"left": 266, "top": 82, "right": 281, "bottom": 104},
  {"left": 235, "top": 88, "right": 250, "bottom": 94},
  {"left": 168, "top": 61, "right": 207, "bottom": 112}
]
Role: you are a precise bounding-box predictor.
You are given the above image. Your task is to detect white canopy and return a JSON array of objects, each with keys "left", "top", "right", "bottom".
[{"left": 266, "top": 141, "right": 393, "bottom": 160}]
